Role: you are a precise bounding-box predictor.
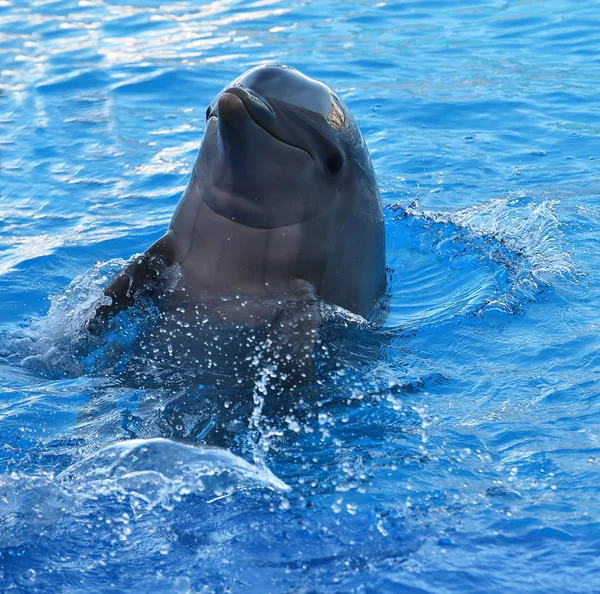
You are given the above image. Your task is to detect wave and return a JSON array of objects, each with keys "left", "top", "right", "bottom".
[
  {"left": 59, "top": 437, "right": 290, "bottom": 501},
  {"left": 388, "top": 197, "right": 574, "bottom": 328},
  {"left": 0, "top": 438, "right": 288, "bottom": 548}
]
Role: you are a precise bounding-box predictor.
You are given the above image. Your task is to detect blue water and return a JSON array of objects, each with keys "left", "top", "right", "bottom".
[{"left": 1, "top": 0, "right": 599, "bottom": 592}]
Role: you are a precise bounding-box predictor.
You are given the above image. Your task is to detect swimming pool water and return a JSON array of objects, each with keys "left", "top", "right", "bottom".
[{"left": 1, "top": 1, "right": 599, "bottom": 592}]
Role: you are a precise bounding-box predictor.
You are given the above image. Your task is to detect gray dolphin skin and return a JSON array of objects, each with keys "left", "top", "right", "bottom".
[{"left": 94, "top": 65, "right": 386, "bottom": 350}]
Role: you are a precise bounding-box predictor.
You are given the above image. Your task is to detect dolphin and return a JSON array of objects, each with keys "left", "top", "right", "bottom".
[{"left": 92, "top": 65, "right": 386, "bottom": 379}]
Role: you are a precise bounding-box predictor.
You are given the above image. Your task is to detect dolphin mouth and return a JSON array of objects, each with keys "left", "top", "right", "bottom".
[{"left": 216, "top": 87, "right": 312, "bottom": 157}]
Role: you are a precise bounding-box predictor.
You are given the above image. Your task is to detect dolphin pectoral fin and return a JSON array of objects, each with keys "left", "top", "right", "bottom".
[
  {"left": 89, "top": 231, "right": 177, "bottom": 331},
  {"left": 270, "top": 281, "right": 321, "bottom": 386}
]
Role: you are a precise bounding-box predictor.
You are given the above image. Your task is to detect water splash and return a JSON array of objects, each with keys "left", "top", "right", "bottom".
[
  {"left": 0, "top": 260, "right": 122, "bottom": 376},
  {"left": 0, "top": 438, "right": 289, "bottom": 553},
  {"left": 0, "top": 258, "right": 184, "bottom": 378},
  {"left": 390, "top": 198, "right": 574, "bottom": 321},
  {"left": 59, "top": 438, "right": 290, "bottom": 509}
]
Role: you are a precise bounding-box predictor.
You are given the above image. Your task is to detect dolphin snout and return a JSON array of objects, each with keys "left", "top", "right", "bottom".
[
  {"left": 217, "top": 92, "right": 246, "bottom": 124},
  {"left": 225, "top": 86, "right": 273, "bottom": 113},
  {"left": 217, "top": 86, "right": 276, "bottom": 135}
]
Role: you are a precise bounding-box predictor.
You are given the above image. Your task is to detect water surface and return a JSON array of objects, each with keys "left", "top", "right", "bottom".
[{"left": 1, "top": 1, "right": 599, "bottom": 592}]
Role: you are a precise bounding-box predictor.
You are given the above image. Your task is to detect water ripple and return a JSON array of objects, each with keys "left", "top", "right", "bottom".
[{"left": 388, "top": 197, "right": 574, "bottom": 328}]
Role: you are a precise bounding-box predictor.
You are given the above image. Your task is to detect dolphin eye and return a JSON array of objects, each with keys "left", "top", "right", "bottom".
[
  {"left": 325, "top": 153, "right": 344, "bottom": 176},
  {"left": 206, "top": 106, "right": 212, "bottom": 120}
]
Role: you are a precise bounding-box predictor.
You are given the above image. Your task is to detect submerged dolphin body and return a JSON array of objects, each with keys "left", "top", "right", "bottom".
[{"left": 93, "top": 65, "right": 386, "bottom": 380}]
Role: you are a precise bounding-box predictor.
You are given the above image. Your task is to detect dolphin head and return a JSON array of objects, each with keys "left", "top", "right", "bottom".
[
  {"left": 195, "top": 65, "right": 375, "bottom": 229},
  {"left": 168, "top": 65, "right": 385, "bottom": 317}
]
